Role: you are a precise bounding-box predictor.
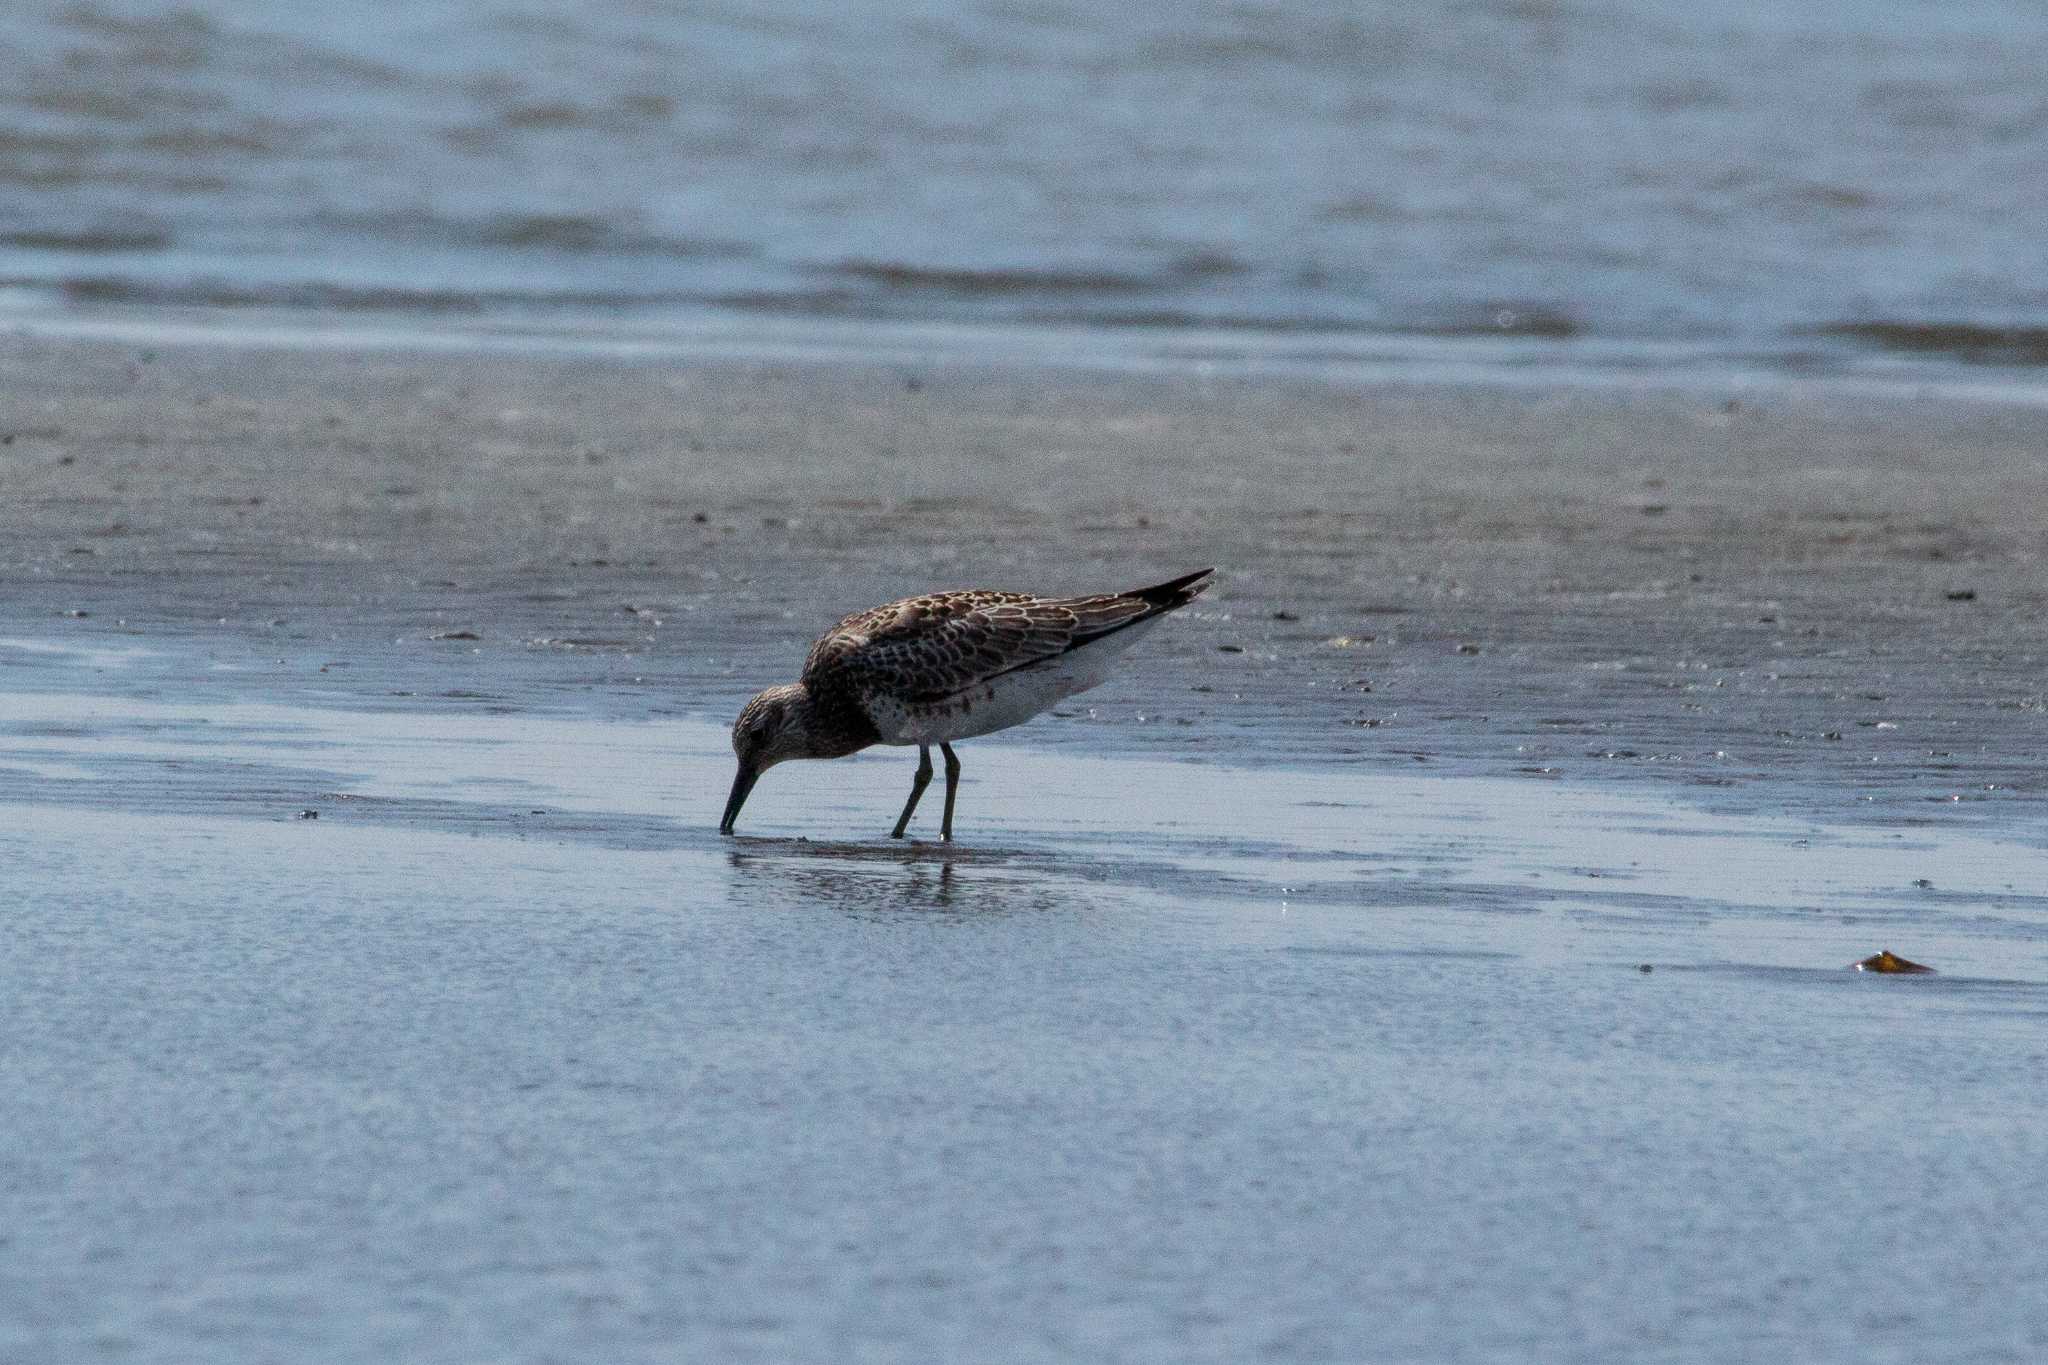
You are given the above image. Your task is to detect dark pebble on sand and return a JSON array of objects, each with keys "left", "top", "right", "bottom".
[
  {"left": 1456, "top": 643, "right": 1481, "bottom": 654},
  {"left": 430, "top": 630, "right": 481, "bottom": 640},
  {"left": 1273, "top": 610, "right": 1299, "bottom": 621},
  {"left": 1638, "top": 964, "right": 1654, "bottom": 973},
  {"left": 1217, "top": 644, "right": 1244, "bottom": 653},
  {"left": 1945, "top": 589, "right": 1976, "bottom": 601}
]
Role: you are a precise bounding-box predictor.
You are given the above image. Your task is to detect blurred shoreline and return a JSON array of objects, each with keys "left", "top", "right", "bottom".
[{"left": 13, "top": 298, "right": 2048, "bottom": 408}]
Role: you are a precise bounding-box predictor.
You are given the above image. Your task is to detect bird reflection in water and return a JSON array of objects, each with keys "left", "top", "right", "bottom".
[{"left": 724, "top": 843, "right": 1062, "bottom": 918}]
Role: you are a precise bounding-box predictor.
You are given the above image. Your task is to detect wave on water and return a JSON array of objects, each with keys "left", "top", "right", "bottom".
[
  {"left": 1812, "top": 322, "right": 2048, "bottom": 368},
  {"left": 829, "top": 253, "right": 1245, "bottom": 298},
  {"left": 0, "top": 225, "right": 171, "bottom": 252},
  {"left": 55, "top": 275, "right": 700, "bottom": 315},
  {"left": 318, "top": 210, "right": 755, "bottom": 260}
]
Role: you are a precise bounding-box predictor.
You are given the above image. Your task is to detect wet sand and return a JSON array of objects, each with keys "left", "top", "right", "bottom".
[
  {"left": 4, "top": 318, "right": 2048, "bottom": 1362},
  {"left": 6, "top": 317, "right": 2048, "bottom": 818}
]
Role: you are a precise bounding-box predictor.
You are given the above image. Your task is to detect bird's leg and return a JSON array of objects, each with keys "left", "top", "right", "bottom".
[
  {"left": 891, "top": 745, "right": 933, "bottom": 838},
  {"left": 939, "top": 743, "right": 961, "bottom": 842}
]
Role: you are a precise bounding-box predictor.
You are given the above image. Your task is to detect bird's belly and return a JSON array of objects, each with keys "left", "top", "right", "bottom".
[{"left": 866, "top": 619, "right": 1161, "bottom": 746}]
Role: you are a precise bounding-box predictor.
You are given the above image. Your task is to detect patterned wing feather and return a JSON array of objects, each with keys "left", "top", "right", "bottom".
[{"left": 803, "top": 589, "right": 1154, "bottom": 702}]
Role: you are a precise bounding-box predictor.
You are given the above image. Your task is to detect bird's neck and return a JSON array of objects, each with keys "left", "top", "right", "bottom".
[{"left": 789, "top": 680, "right": 880, "bottom": 759}]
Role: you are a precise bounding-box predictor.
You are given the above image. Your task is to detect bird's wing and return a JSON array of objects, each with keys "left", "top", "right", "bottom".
[{"left": 803, "top": 589, "right": 1154, "bottom": 703}]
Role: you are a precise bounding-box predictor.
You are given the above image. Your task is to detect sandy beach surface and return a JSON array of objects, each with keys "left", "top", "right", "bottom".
[
  {"left": 9, "top": 315, "right": 2048, "bottom": 803},
  {"left": 4, "top": 317, "right": 2047, "bottom": 1362}
]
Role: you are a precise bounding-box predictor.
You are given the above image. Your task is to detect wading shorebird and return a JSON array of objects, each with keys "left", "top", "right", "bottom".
[{"left": 720, "top": 569, "right": 1213, "bottom": 840}]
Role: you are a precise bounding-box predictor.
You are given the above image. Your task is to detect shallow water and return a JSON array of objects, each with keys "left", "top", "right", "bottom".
[
  {"left": 2, "top": 0, "right": 2047, "bottom": 380},
  {"left": 4, "top": 658, "right": 2046, "bottom": 1361}
]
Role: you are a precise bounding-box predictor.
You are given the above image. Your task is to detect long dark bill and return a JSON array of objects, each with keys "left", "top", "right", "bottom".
[{"left": 719, "top": 763, "right": 761, "bottom": 835}]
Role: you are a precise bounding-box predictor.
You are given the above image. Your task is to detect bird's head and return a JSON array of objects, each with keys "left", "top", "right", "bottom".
[{"left": 720, "top": 683, "right": 811, "bottom": 833}]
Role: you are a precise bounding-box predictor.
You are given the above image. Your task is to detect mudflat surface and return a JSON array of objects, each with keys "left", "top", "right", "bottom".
[
  {"left": 5, "top": 328, "right": 2048, "bottom": 817},
  {"left": 3, "top": 327, "right": 2047, "bottom": 1363}
]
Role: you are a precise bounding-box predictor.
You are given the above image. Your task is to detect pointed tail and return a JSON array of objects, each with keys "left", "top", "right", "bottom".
[{"left": 1129, "top": 568, "right": 1214, "bottom": 612}]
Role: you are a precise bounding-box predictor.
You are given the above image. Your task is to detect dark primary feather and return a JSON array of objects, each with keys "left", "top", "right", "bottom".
[{"left": 801, "top": 571, "right": 1211, "bottom": 705}]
